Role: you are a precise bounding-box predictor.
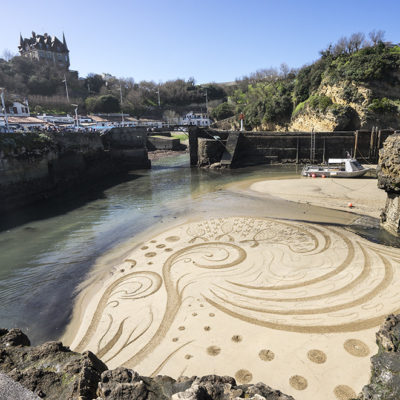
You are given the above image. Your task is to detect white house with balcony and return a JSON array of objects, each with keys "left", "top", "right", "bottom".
[{"left": 180, "top": 112, "right": 212, "bottom": 126}]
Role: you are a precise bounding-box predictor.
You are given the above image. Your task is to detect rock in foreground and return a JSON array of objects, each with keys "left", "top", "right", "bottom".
[
  {"left": 358, "top": 314, "right": 400, "bottom": 400},
  {"left": 0, "top": 328, "right": 294, "bottom": 400},
  {"left": 0, "top": 328, "right": 107, "bottom": 399},
  {"left": 378, "top": 133, "right": 400, "bottom": 235}
]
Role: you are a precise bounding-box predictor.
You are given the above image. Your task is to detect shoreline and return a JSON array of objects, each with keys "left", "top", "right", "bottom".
[{"left": 62, "top": 174, "right": 396, "bottom": 400}]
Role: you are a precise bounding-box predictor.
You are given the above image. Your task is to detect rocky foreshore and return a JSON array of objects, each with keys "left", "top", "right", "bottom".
[
  {"left": 3, "top": 315, "right": 400, "bottom": 400},
  {"left": 0, "top": 328, "right": 293, "bottom": 400}
]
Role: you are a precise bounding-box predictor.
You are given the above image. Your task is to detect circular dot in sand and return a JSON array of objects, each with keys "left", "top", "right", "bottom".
[
  {"left": 235, "top": 369, "right": 252, "bottom": 384},
  {"left": 204, "top": 326, "right": 211, "bottom": 331},
  {"left": 156, "top": 244, "right": 166, "bottom": 248},
  {"left": 185, "top": 354, "right": 193, "bottom": 359},
  {"left": 259, "top": 349, "right": 274, "bottom": 361},
  {"left": 172, "top": 337, "right": 178, "bottom": 342},
  {"left": 344, "top": 339, "right": 370, "bottom": 357},
  {"left": 165, "top": 248, "right": 173, "bottom": 252},
  {"left": 120, "top": 269, "right": 125, "bottom": 273},
  {"left": 231, "top": 335, "right": 242, "bottom": 343},
  {"left": 147, "top": 262, "right": 153, "bottom": 265},
  {"left": 178, "top": 326, "right": 185, "bottom": 331},
  {"left": 334, "top": 385, "right": 356, "bottom": 400},
  {"left": 206, "top": 346, "right": 220, "bottom": 356},
  {"left": 145, "top": 252, "right": 157, "bottom": 258},
  {"left": 192, "top": 313, "right": 198, "bottom": 316},
  {"left": 307, "top": 349, "right": 327, "bottom": 364},
  {"left": 289, "top": 375, "right": 308, "bottom": 391},
  {"left": 209, "top": 313, "right": 215, "bottom": 317},
  {"left": 141, "top": 246, "right": 149, "bottom": 250},
  {"left": 200, "top": 304, "right": 204, "bottom": 307},
  {"left": 166, "top": 236, "right": 180, "bottom": 242},
  {"left": 150, "top": 240, "right": 157, "bottom": 243}
]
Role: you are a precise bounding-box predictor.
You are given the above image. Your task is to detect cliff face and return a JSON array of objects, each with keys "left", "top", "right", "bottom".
[
  {"left": 289, "top": 80, "right": 400, "bottom": 132},
  {"left": 377, "top": 134, "right": 400, "bottom": 235}
]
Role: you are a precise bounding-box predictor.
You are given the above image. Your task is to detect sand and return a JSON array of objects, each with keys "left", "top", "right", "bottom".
[
  {"left": 64, "top": 177, "right": 399, "bottom": 400},
  {"left": 250, "top": 177, "right": 386, "bottom": 219}
]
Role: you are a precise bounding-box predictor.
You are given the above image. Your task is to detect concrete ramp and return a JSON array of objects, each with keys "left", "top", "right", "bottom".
[{"left": 220, "top": 131, "right": 241, "bottom": 167}]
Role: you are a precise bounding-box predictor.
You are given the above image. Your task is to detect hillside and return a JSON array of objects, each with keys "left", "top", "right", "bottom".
[{"left": 213, "top": 40, "right": 400, "bottom": 131}]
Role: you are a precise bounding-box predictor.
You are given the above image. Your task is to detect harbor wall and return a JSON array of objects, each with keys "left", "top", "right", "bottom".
[
  {"left": 0, "top": 128, "right": 150, "bottom": 213},
  {"left": 189, "top": 127, "right": 394, "bottom": 167}
]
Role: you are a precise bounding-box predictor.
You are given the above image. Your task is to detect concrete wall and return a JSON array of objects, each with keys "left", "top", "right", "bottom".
[
  {"left": 147, "top": 136, "right": 182, "bottom": 151},
  {"left": 189, "top": 127, "right": 394, "bottom": 167}
]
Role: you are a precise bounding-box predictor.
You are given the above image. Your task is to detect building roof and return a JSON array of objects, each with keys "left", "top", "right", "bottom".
[
  {"left": 19, "top": 31, "right": 69, "bottom": 54},
  {"left": 7, "top": 116, "right": 46, "bottom": 124},
  {"left": 88, "top": 115, "right": 110, "bottom": 122}
]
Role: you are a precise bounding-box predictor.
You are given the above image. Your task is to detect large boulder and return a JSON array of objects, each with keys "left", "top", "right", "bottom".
[
  {"left": 377, "top": 134, "right": 400, "bottom": 235},
  {"left": 358, "top": 314, "right": 400, "bottom": 400},
  {"left": 96, "top": 369, "right": 295, "bottom": 400},
  {"left": 0, "top": 328, "right": 107, "bottom": 399}
]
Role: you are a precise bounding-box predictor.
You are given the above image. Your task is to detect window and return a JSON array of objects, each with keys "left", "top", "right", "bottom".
[{"left": 13, "top": 107, "right": 18, "bottom": 114}]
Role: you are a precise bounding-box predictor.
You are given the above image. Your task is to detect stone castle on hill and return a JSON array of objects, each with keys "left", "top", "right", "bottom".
[{"left": 18, "top": 31, "right": 70, "bottom": 69}]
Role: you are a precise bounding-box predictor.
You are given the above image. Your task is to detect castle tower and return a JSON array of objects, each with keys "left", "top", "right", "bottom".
[{"left": 18, "top": 32, "right": 70, "bottom": 69}]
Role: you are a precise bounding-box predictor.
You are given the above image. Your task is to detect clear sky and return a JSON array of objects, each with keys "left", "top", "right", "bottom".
[{"left": 1, "top": 0, "right": 399, "bottom": 84}]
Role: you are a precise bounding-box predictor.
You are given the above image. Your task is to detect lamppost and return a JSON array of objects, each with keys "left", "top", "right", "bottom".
[
  {"left": 0, "top": 88, "right": 10, "bottom": 132},
  {"left": 119, "top": 80, "right": 124, "bottom": 124},
  {"left": 62, "top": 74, "right": 70, "bottom": 103},
  {"left": 71, "top": 103, "right": 78, "bottom": 130}
]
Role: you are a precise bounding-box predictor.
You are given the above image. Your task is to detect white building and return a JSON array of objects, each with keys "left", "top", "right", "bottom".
[
  {"left": 180, "top": 112, "right": 212, "bottom": 126},
  {"left": 0, "top": 101, "right": 30, "bottom": 117},
  {"left": 37, "top": 114, "right": 74, "bottom": 124}
]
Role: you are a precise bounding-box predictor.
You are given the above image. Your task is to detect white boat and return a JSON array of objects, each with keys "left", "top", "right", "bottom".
[{"left": 301, "top": 158, "right": 372, "bottom": 178}]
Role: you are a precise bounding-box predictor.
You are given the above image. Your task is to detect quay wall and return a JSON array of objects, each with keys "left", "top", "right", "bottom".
[
  {"left": 0, "top": 128, "right": 150, "bottom": 213},
  {"left": 189, "top": 127, "right": 393, "bottom": 167}
]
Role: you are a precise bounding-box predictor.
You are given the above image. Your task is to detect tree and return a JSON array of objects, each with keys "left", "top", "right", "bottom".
[
  {"left": 347, "top": 32, "right": 366, "bottom": 53},
  {"left": 85, "top": 95, "right": 120, "bottom": 113},
  {"left": 369, "top": 30, "right": 385, "bottom": 46},
  {"left": 1, "top": 49, "right": 15, "bottom": 62},
  {"left": 211, "top": 102, "right": 235, "bottom": 121}
]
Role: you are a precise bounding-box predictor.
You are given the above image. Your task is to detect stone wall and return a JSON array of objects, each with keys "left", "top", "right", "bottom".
[
  {"left": 189, "top": 127, "right": 394, "bottom": 168},
  {"left": 0, "top": 129, "right": 150, "bottom": 213}
]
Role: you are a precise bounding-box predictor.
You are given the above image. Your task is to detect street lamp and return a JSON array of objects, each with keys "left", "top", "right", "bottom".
[
  {"left": 71, "top": 103, "right": 78, "bottom": 130},
  {"left": 62, "top": 74, "right": 70, "bottom": 103},
  {"left": 0, "top": 88, "right": 10, "bottom": 132}
]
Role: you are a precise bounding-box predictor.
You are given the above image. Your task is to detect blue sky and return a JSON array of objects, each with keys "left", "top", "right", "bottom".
[{"left": 1, "top": 0, "right": 399, "bottom": 84}]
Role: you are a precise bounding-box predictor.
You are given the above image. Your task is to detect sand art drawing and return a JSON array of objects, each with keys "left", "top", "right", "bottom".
[{"left": 70, "top": 217, "right": 400, "bottom": 400}]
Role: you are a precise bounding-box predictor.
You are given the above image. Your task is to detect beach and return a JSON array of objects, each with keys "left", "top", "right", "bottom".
[{"left": 64, "top": 176, "right": 399, "bottom": 400}]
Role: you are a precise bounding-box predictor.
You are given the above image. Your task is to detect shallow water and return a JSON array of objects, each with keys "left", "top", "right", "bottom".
[{"left": 0, "top": 154, "right": 396, "bottom": 344}]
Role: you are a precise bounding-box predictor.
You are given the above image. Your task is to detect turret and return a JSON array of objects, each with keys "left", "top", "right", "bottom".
[{"left": 62, "top": 32, "right": 68, "bottom": 51}]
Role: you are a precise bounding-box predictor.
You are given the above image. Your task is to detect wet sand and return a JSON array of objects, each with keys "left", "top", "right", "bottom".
[{"left": 64, "top": 176, "right": 398, "bottom": 400}]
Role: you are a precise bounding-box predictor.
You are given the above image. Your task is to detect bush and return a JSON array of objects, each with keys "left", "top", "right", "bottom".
[
  {"left": 211, "top": 102, "right": 235, "bottom": 120},
  {"left": 308, "top": 95, "right": 333, "bottom": 112},
  {"left": 368, "top": 97, "right": 398, "bottom": 114}
]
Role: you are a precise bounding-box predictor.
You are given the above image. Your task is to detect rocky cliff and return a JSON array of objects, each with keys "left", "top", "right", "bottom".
[{"left": 377, "top": 133, "right": 400, "bottom": 235}]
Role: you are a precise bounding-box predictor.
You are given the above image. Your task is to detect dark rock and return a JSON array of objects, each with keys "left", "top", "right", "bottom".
[
  {"left": 358, "top": 314, "right": 400, "bottom": 400},
  {"left": 377, "top": 134, "right": 400, "bottom": 235},
  {"left": 0, "top": 328, "right": 30, "bottom": 347},
  {"left": 0, "top": 328, "right": 107, "bottom": 400},
  {"left": 97, "top": 369, "right": 294, "bottom": 400}
]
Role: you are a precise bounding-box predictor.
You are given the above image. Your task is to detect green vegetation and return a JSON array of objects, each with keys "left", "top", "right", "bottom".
[
  {"left": 368, "top": 98, "right": 399, "bottom": 114},
  {"left": 210, "top": 102, "right": 235, "bottom": 121},
  {"left": 1, "top": 30, "right": 400, "bottom": 130}
]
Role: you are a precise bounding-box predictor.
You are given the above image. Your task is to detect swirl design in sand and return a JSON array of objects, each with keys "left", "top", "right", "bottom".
[{"left": 70, "top": 217, "right": 400, "bottom": 400}]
